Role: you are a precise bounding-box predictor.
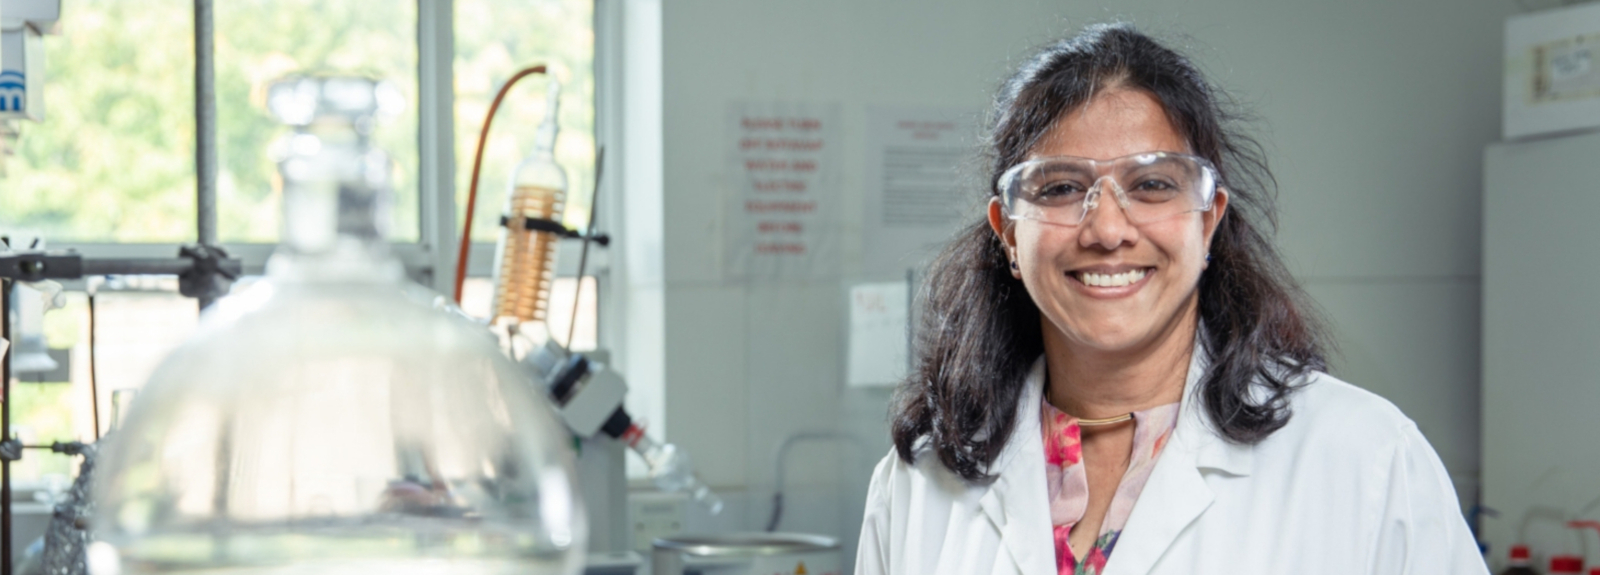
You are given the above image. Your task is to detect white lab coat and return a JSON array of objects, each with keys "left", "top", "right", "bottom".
[{"left": 855, "top": 348, "right": 1489, "bottom": 575}]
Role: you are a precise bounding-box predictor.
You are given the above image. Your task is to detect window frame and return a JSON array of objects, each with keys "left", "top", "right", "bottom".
[{"left": 8, "top": 0, "right": 636, "bottom": 492}]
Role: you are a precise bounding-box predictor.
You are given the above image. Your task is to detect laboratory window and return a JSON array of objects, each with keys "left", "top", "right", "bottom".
[
  {"left": 3, "top": 0, "right": 601, "bottom": 487},
  {"left": 1, "top": 0, "right": 424, "bottom": 243},
  {"left": 456, "top": 0, "right": 597, "bottom": 237}
]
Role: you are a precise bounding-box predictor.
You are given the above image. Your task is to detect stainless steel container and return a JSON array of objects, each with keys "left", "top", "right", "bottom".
[{"left": 651, "top": 532, "right": 840, "bottom": 575}]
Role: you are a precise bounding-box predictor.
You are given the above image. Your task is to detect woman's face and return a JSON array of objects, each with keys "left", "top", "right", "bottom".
[{"left": 989, "top": 88, "right": 1228, "bottom": 356}]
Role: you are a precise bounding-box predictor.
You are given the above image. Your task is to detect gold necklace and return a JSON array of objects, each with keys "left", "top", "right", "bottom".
[
  {"left": 1076, "top": 413, "right": 1134, "bottom": 427},
  {"left": 1047, "top": 386, "right": 1135, "bottom": 427}
]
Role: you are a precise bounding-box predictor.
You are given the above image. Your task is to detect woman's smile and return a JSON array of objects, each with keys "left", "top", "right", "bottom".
[{"left": 1065, "top": 265, "right": 1154, "bottom": 298}]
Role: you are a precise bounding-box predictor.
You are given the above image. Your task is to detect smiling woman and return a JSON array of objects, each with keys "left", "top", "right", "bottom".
[
  {"left": 998, "top": 90, "right": 1223, "bottom": 372},
  {"left": 857, "top": 23, "right": 1487, "bottom": 575}
]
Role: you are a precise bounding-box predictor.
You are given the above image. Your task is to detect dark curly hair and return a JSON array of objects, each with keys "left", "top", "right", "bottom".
[{"left": 889, "top": 23, "right": 1330, "bottom": 482}]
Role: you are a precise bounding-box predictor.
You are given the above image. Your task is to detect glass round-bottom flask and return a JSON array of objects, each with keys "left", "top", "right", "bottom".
[{"left": 91, "top": 74, "right": 586, "bottom": 575}]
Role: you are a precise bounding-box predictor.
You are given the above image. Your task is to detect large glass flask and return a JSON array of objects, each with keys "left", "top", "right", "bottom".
[{"left": 91, "top": 76, "right": 587, "bottom": 575}]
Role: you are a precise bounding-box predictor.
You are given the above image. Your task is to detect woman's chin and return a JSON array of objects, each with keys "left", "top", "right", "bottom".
[{"left": 1056, "top": 319, "right": 1158, "bottom": 354}]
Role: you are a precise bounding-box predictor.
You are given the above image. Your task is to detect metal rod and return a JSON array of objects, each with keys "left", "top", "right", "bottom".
[
  {"left": 566, "top": 147, "right": 604, "bottom": 348},
  {"left": 194, "top": 0, "right": 219, "bottom": 310},
  {"left": 766, "top": 431, "right": 866, "bottom": 532},
  {"left": 89, "top": 293, "right": 100, "bottom": 440},
  {"left": 418, "top": 0, "right": 457, "bottom": 296},
  {"left": 2, "top": 280, "right": 13, "bottom": 575},
  {"left": 80, "top": 257, "right": 209, "bottom": 275},
  {"left": 80, "top": 258, "right": 199, "bottom": 276}
]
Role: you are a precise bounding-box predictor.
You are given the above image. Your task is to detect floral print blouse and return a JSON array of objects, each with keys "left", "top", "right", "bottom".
[{"left": 1042, "top": 397, "right": 1181, "bottom": 575}]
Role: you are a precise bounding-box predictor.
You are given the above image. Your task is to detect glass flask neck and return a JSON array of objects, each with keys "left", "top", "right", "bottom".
[
  {"left": 272, "top": 125, "right": 402, "bottom": 283},
  {"left": 532, "top": 78, "right": 561, "bottom": 157},
  {"left": 266, "top": 233, "right": 403, "bottom": 284},
  {"left": 532, "top": 123, "right": 558, "bottom": 159}
]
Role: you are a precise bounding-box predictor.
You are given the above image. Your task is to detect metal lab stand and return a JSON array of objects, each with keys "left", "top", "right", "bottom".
[
  {"left": 0, "top": 240, "right": 244, "bottom": 575},
  {"left": 0, "top": 2, "right": 238, "bottom": 574}
]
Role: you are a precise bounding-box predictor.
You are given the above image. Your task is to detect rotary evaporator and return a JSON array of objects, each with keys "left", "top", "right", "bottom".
[
  {"left": 85, "top": 66, "right": 734, "bottom": 575},
  {"left": 449, "top": 68, "right": 728, "bottom": 564}
]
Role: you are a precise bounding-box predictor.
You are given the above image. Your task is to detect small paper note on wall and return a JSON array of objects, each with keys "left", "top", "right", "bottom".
[{"left": 847, "top": 281, "right": 909, "bottom": 387}]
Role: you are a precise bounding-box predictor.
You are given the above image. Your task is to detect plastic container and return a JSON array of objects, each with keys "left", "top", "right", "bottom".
[
  {"left": 1551, "top": 555, "right": 1585, "bottom": 574},
  {"left": 1501, "top": 545, "right": 1539, "bottom": 575},
  {"left": 91, "top": 75, "right": 586, "bottom": 575}
]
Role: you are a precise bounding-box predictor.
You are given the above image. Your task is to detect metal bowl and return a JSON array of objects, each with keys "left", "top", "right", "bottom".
[{"left": 652, "top": 532, "right": 839, "bottom": 557}]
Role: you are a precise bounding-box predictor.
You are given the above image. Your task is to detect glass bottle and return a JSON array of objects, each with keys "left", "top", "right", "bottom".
[
  {"left": 91, "top": 76, "right": 586, "bottom": 575},
  {"left": 625, "top": 429, "right": 725, "bottom": 515}
]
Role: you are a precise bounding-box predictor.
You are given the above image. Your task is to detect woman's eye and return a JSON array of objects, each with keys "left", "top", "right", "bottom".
[
  {"left": 1133, "top": 179, "right": 1176, "bottom": 191},
  {"left": 1129, "top": 179, "right": 1181, "bottom": 202},
  {"left": 1035, "top": 182, "right": 1087, "bottom": 201}
]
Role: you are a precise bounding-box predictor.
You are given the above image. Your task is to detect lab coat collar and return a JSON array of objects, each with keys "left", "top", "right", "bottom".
[
  {"left": 1104, "top": 335, "right": 1253, "bottom": 575},
  {"left": 978, "top": 333, "right": 1253, "bottom": 575},
  {"left": 978, "top": 358, "right": 1055, "bottom": 574},
  {"left": 1177, "top": 340, "right": 1255, "bottom": 477}
]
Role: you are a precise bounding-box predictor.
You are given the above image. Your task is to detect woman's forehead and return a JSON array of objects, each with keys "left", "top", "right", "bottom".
[{"left": 1028, "top": 88, "right": 1192, "bottom": 161}]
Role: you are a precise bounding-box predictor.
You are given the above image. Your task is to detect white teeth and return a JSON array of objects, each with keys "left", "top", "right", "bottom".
[{"left": 1078, "top": 268, "right": 1147, "bottom": 287}]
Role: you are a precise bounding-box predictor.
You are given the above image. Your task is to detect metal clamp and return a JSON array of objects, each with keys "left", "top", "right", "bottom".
[
  {"left": 0, "top": 250, "right": 85, "bottom": 282},
  {"left": 49, "top": 441, "right": 89, "bottom": 456},
  {"left": 498, "top": 215, "right": 611, "bottom": 247},
  {"left": 0, "top": 438, "right": 22, "bottom": 462},
  {"left": 177, "top": 244, "right": 239, "bottom": 302}
]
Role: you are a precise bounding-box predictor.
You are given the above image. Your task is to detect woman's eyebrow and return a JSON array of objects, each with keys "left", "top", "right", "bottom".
[
  {"left": 1123, "top": 156, "right": 1199, "bottom": 176},
  {"left": 1034, "top": 160, "right": 1095, "bottom": 178}
]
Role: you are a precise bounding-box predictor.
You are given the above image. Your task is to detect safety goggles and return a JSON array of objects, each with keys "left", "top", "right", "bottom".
[{"left": 998, "top": 152, "right": 1219, "bottom": 227}]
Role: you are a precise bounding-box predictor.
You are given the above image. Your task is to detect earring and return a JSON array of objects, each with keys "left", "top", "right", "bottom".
[
  {"left": 1205, "top": 254, "right": 1212, "bottom": 262},
  {"left": 1010, "top": 261, "right": 1019, "bottom": 270}
]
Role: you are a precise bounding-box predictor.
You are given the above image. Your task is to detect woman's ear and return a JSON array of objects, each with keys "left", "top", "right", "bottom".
[
  {"left": 1202, "top": 187, "right": 1230, "bottom": 253},
  {"left": 987, "top": 198, "right": 1020, "bottom": 273},
  {"left": 987, "top": 197, "right": 1016, "bottom": 248}
]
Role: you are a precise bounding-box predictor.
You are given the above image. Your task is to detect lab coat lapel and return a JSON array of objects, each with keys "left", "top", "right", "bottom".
[
  {"left": 979, "top": 359, "right": 1057, "bottom": 575},
  {"left": 1101, "top": 342, "right": 1250, "bottom": 575},
  {"left": 1100, "top": 416, "right": 1213, "bottom": 575}
]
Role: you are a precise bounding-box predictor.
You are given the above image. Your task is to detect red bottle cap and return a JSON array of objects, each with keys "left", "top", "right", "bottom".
[
  {"left": 1510, "top": 545, "right": 1531, "bottom": 560},
  {"left": 1588, "top": 568, "right": 1600, "bottom": 575},
  {"left": 1551, "top": 555, "right": 1585, "bottom": 573}
]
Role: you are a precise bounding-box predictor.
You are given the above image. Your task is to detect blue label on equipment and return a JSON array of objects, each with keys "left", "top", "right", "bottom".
[{"left": 0, "top": 71, "right": 26, "bottom": 112}]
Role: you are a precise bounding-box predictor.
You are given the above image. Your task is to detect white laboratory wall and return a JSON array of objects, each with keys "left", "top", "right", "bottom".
[{"left": 656, "top": 0, "right": 1517, "bottom": 565}]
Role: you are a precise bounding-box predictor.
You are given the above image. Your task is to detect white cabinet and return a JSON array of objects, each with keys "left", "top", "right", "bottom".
[{"left": 1482, "top": 131, "right": 1600, "bottom": 564}]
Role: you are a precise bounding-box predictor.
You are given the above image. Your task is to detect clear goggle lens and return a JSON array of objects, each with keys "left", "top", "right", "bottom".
[{"left": 999, "top": 152, "right": 1218, "bottom": 226}]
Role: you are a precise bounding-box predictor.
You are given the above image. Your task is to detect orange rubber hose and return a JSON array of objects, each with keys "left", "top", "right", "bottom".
[{"left": 454, "top": 65, "right": 548, "bottom": 303}]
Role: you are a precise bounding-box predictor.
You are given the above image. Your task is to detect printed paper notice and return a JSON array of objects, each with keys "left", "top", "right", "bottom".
[
  {"left": 863, "top": 107, "right": 982, "bottom": 276},
  {"left": 725, "top": 102, "right": 843, "bottom": 281},
  {"left": 847, "top": 282, "right": 909, "bottom": 387}
]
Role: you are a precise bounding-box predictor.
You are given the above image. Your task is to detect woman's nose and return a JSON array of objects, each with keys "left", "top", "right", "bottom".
[{"left": 1079, "top": 185, "right": 1140, "bottom": 249}]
